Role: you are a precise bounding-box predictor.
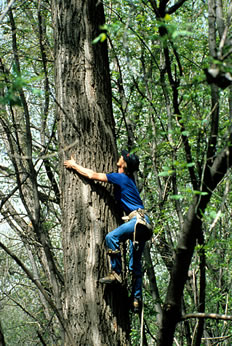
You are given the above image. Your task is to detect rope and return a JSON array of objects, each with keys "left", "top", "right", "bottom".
[{"left": 140, "top": 300, "right": 144, "bottom": 346}]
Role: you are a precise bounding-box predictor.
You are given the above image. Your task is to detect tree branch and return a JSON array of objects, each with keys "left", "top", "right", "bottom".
[
  {"left": 148, "top": 0, "right": 160, "bottom": 17},
  {"left": 182, "top": 312, "right": 232, "bottom": 321},
  {"left": 0, "top": 176, "right": 28, "bottom": 211},
  {"left": 167, "top": 0, "right": 189, "bottom": 15},
  {"left": 0, "top": 241, "right": 74, "bottom": 345},
  {"left": 157, "top": 138, "right": 232, "bottom": 344},
  {"left": 0, "top": 0, "right": 16, "bottom": 23}
]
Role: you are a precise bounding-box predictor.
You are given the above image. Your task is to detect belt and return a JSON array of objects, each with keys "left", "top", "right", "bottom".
[{"left": 121, "top": 208, "right": 146, "bottom": 222}]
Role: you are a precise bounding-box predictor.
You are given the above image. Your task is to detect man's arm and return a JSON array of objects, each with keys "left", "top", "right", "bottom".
[{"left": 64, "top": 156, "right": 108, "bottom": 182}]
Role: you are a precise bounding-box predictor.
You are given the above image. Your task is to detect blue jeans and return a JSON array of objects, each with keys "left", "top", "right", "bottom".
[{"left": 105, "top": 215, "right": 149, "bottom": 299}]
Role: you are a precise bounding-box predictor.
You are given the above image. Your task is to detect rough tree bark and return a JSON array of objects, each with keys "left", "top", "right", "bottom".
[{"left": 52, "top": 0, "right": 130, "bottom": 344}]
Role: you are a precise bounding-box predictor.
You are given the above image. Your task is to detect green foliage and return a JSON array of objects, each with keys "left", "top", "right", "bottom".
[
  {"left": 0, "top": 66, "right": 43, "bottom": 106},
  {"left": 105, "top": 0, "right": 232, "bottom": 342}
]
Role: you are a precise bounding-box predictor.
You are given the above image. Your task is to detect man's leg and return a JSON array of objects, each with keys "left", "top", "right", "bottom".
[
  {"left": 100, "top": 218, "right": 136, "bottom": 284},
  {"left": 105, "top": 228, "right": 122, "bottom": 275},
  {"left": 129, "top": 239, "right": 145, "bottom": 310}
]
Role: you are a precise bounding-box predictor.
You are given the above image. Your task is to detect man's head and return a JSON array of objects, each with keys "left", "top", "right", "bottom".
[{"left": 118, "top": 150, "right": 139, "bottom": 175}]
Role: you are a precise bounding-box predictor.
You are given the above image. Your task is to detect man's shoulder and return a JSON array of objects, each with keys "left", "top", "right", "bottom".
[{"left": 106, "top": 172, "right": 128, "bottom": 183}]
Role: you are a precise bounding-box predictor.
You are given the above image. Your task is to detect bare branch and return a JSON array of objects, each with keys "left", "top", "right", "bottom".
[
  {"left": 182, "top": 312, "right": 232, "bottom": 321},
  {"left": 148, "top": 0, "right": 160, "bottom": 17},
  {"left": 167, "top": 0, "right": 189, "bottom": 15},
  {"left": 0, "top": 241, "right": 60, "bottom": 317},
  {"left": 0, "top": 176, "right": 28, "bottom": 211},
  {"left": 0, "top": 0, "right": 16, "bottom": 23},
  {"left": 0, "top": 240, "right": 74, "bottom": 345}
]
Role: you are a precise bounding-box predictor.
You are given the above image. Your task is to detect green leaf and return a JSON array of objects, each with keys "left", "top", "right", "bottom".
[
  {"left": 172, "top": 30, "right": 193, "bottom": 39},
  {"left": 158, "top": 170, "right": 175, "bottom": 177},
  {"left": 92, "top": 33, "right": 107, "bottom": 44},
  {"left": 182, "top": 130, "right": 189, "bottom": 136},
  {"left": 170, "top": 194, "right": 184, "bottom": 200},
  {"left": 193, "top": 190, "right": 208, "bottom": 195}
]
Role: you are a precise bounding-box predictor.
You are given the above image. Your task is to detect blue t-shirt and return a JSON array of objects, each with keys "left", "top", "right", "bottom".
[{"left": 106, "top": 173, "right": 144, "bottom": 214}]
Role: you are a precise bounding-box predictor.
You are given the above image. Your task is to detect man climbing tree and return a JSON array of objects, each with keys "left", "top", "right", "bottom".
[{"left": 64, "top": 150, "right": 152, "bottom": 312}]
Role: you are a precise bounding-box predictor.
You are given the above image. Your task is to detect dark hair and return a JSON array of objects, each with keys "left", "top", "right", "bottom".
[{"left": 121, "top": 150, "right": 140, "bottom": 174}]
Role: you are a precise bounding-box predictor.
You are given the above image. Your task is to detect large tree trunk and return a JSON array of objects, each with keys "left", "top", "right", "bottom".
[{"left": 52, "top": 0, "right": 130, "bottom": 344}]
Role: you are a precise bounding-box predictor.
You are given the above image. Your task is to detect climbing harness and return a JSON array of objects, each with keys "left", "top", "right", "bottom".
[{"left": 122, "top": 209, "right": 153, "bottom": 249}]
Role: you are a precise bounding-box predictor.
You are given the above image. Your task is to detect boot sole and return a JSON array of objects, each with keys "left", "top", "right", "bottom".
[{"left": 99, "top": 279, "right": 116, "bottom": 284}]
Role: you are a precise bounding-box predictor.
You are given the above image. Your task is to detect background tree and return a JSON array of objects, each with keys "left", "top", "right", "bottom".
[{"left": 0, "top": 0, "right": 65, "bottom": 343}]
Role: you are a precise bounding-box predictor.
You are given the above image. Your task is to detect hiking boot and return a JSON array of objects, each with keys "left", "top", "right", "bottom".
[
  {"left": 133, "top": 298, "right": 141, "bottom": 313},
  {"left": 99, "top": 271, "right": 122, "bottom": 284},
  {"left": 107, "top": 249, "right": 121, "bottom": 256}
]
